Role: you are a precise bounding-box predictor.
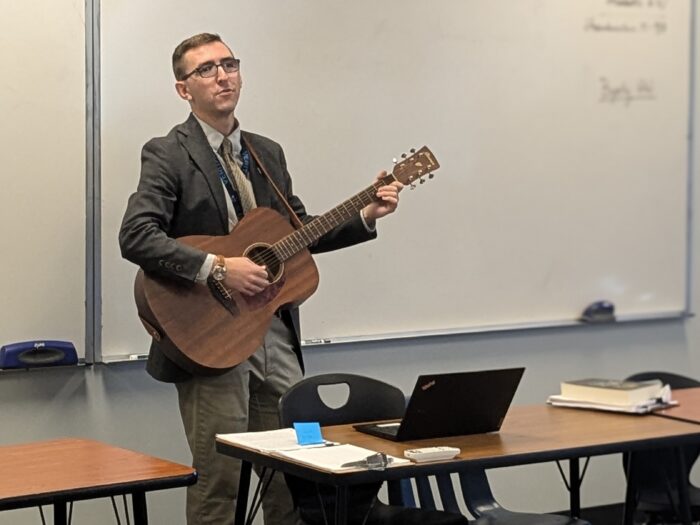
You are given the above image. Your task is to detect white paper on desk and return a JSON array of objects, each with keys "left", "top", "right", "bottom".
[
  {"left": 217, "top": 428, "right": 303, "bottom": 451},
  {"left": 275, "top": 444, "right": 410, "bottom": 472},
  {"left": 547, "top": 395, "right": 679, "bottom": 414}
]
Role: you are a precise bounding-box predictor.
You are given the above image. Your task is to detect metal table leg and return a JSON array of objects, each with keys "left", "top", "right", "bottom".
[
  {"left": 569, "top": 458, "right": 581, "bottom": 518},
  {"left": 132, "top": 490, "right": 148, "bottom": 525},
  {"left": 234, "top": 460, "right": 253, "bottom": 525},
  {"left": 53, "top": 500, "right": 67, "bottom": 525}
]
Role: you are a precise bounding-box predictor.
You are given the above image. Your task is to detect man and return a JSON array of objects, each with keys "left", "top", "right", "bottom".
[{"left": 119, "top": 33, "right": 401, "bottom": 525}]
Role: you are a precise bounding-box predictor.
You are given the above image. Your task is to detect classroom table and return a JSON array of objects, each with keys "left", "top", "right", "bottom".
[
  {"left": 217, "top": 404, "right": 700, "bottom": 525},
  {"left": 653, "top": 386, "right": 700, "bottom": 425},
  {"left": 0, "top": 438, "right": 196, "bottom": 525}
]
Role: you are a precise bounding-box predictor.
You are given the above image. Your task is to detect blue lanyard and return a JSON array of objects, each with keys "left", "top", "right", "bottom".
[
  {"left": 241, "top": 145, "right": 250, "bottom": 176},
  {"left": 214, "top": 156, "right": 245, "bottom": 221}
]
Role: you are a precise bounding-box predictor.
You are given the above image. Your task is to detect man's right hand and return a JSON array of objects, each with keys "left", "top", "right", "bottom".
[{"left": 224, "top": 257, "right": 269, "bottom": 296}]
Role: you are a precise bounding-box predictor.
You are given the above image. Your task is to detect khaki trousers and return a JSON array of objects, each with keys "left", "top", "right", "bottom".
[{"left": 176, "top": 316, "right": 303, "bottom": 525}]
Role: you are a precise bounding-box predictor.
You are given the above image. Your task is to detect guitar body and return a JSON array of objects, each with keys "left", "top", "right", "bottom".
[{"left": 134, "top": 207, "right": 319, "bottom": 375}]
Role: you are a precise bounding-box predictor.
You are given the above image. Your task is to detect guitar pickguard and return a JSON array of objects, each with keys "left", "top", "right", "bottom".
[{"left": 243, "top": 274, "right": 287, "bottom": 310}]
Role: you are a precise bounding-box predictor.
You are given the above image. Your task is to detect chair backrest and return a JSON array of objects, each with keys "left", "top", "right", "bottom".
[
  {"left": 279, "top": 373, "right": 406, "bottom": 427},
  {"left": 278, "top": 374, "right": 407, "bottom": 523},
  {"left": 458, "top": 468, "right": 503, "bottom": 518},
  {"left": 421, "top": 474, "right": 463, "bottom": 514},
  {"left": 626, "top": 371, "right": 700, "bottom": 390},
  {"left": 623, "top": 372, "right": 700, "bottom": 491}
]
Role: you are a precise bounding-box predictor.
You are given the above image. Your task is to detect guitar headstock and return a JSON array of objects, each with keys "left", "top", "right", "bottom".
[{"left": 391, "top": 146, "right": 440, "bottom": 188}]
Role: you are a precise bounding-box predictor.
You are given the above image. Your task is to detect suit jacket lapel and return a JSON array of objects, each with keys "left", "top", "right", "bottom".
[{"left": 178, "top": 113, "right": 229, "bottom": 232}]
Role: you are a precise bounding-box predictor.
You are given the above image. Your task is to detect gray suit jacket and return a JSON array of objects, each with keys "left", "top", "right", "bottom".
[{"left": 119, "top": 114, "right": 376, "bottom": 382}]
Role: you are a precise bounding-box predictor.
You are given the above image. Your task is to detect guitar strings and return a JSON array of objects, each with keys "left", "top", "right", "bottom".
[
  {"left": 245, "top": 183, "right": 384, "bottom": 268},
  {"left": 241, "top": 169, "right": 421, "bottom": 269}
]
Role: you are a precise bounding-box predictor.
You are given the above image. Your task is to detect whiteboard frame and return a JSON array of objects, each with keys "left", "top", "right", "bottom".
[
  {"left": 301, "top": 310, "right": 690, "bottom": 347},
  {"left": 86, "top": 0, "right": 101, "bottom": 364},
  {"left": 89, "top": 0, "right": 697, "bottom": 362},
  {"left": 686, "top": 0, "right": 698, "bottom": 316}
]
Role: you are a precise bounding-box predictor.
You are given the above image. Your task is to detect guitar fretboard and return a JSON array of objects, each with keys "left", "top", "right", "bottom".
[{"left": 272, "top": 179, "right": 387, "bottom": 262}]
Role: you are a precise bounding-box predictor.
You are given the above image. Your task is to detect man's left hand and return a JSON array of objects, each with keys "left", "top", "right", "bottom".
[{"left": 362, "top": 170, "right": 403, "bottom": 227}]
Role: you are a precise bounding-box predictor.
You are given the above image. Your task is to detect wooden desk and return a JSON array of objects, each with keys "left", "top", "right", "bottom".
[
  {"left": 654, "top": 387, "right": 700, "bottom": 424},
  {"left": 217, "top": 404, "right": 700, "bottom": 525},
  {"left": 0, "top": 438, "right": 196, "bottom": 525}
]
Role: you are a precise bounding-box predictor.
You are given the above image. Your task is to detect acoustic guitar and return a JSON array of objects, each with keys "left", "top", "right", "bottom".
[{"left": 134, "top": 146, "right": 440, "bottom": 374}]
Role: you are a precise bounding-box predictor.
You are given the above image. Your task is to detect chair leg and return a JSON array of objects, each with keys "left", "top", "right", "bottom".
[
  {"left": 623, "top": 452, "right": 639, "bottom": 525},
  {"left": 674, "top": 447, "right": 692, "bottom": 525},
  {"left": 334, "top": 486, "right": 349, "bottom": 525}
]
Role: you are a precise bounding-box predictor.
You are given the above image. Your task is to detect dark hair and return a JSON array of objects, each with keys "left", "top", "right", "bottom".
[{"left": 172, "top": 33, "right": 229, "bottom": 80}]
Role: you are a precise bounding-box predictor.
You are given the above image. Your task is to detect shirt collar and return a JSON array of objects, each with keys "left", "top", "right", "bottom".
[{"left": 193, "top": 114, "right": 242, "bottom": 158}]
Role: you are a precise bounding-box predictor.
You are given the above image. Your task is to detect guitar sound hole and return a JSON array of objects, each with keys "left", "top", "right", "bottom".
[{"left": 245, "top": 244, "right": 283, "bottom": 283}]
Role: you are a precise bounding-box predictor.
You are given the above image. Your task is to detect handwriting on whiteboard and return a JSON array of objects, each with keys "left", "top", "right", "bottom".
[
  {"left": 599, "top": 77, "right": 656, "bottom": 107},
  {"left": 585, "top": 0, "right": 668, "bottom": 35},
  {"left": 585, "top": 16, "right": 667, "bottom": 34},
  {"left": 606, "top": 0, "right": 667, "bottom": 8}
]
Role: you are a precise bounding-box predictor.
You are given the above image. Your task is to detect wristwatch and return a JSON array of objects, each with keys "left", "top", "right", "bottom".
[{"left": 210, "top": 255, "right": 227, "bottom": 281}]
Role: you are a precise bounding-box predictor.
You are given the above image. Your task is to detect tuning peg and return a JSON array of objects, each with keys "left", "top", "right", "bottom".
[
  {"left": 409, "top": 182, "right": 416, "bottom": 190},
  {"left": 410, "top": 148, "right": 416, "bottom": 153},
  {"left": 419, "top": 178, "right": 425, "bottom": 184},
  {"left": 392, "top": 158, "right": 398, "bottom": 164},
  {"left": 401, "top": 153, "right": 407, "bottom": 159},
  {"left": 428, "top": 173, "right": 434, "bottom": 179}
]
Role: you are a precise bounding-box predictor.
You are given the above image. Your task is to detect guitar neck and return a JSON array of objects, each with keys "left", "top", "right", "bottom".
[
  {"left": 272, "top": 180, "right": 384, "bottom": 261},
  {"left": 267, "top": 145, "right": 440, "bottom": 262}
]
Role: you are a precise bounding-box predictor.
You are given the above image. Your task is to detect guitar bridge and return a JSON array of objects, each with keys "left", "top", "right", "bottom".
[{"left": 208, "top": 279, "right": 239, "bottom": 316}]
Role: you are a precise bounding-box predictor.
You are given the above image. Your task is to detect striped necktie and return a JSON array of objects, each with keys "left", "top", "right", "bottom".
[{"left": 219, "top": 138, "right": 256, "bottom": 215}]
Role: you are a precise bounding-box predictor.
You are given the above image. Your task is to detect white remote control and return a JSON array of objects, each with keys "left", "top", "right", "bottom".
[{"left": 404, "top": 446, "right": 460, "bottom": 462}]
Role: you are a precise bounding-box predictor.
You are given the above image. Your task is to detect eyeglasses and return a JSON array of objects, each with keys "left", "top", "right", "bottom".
[{"left": 182, "top": 58, "right": 241, "bottom": 80}]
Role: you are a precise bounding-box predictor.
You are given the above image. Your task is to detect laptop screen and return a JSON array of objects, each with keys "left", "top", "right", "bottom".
[{"left": 354, "top": 367, "right": 525, "bottom": 441}]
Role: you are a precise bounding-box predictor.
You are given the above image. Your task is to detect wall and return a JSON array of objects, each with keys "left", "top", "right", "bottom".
[{"left": 0, "top": 5, "right": 697, "bottom": 525}]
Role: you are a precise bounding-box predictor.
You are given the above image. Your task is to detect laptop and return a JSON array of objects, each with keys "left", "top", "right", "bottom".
[{"left": 353, "top": 367, "right": 525, "bottom": 441}]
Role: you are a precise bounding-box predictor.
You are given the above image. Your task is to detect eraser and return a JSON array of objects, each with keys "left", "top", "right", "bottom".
[{"left": 580, "top": 300, "right": 616, "bottom": 323}]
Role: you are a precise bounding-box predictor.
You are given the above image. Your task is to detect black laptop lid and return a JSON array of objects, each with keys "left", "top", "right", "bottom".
[{"left": 396, "top": 367, "right": 525, "bottom": 441}]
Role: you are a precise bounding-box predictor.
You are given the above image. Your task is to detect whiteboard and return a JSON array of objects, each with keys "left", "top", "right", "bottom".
[
  {"left": 0, "top": 0, "right": 85, "bottom": 354},
  {"left": 100, "top": 0, "right": 691, "bottom": 359}
]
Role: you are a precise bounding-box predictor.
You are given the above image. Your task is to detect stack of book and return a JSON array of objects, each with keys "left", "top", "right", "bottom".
[{"left": 547, "top": 378, "right": 674, "bottom": 413}]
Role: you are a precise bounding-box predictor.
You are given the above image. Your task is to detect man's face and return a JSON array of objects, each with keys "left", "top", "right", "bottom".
[{"left": 176, "top": 41, "right": 242, "bottom": 119}]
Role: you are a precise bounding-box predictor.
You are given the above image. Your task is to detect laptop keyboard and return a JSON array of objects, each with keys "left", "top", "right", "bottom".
[{"left": 376, "top": 422, "right": 400, "bottom": 436}]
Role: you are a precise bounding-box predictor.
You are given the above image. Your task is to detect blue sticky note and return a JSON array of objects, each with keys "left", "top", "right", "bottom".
[{"left": 293, "top": 422, "right": 324, "bottom": 445}]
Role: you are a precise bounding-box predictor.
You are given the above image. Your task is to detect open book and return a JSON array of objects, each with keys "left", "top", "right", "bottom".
[
  {"left": 216, "top": 428, "right": 409, "bottom": 472},
  {"left": 276, "top": 444, "right": 410, "bottom": 472}
]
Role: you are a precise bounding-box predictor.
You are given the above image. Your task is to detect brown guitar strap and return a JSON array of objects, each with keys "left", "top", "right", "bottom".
[{"left": 242, "top": 135, "right": 304, "bottom": 230}]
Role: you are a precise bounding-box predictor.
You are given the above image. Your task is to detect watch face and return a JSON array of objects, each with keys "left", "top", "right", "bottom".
[{"left": 212, "top": 265, "right": 226, "bottom": 281}]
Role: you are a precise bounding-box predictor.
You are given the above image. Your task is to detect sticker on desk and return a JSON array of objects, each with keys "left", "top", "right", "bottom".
[{"left": 293, "top": 422, "right": 324, "bottom": 445}]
